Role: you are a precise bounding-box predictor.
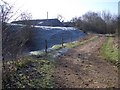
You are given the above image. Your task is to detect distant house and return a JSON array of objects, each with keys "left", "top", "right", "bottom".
[{"left": 11, "top": 19, "right": 64, "bottom": 27}]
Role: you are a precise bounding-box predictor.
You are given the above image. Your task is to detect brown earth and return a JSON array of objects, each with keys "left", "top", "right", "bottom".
[{"left": 53, "top": 36, "right": 118, "bottom": 88}]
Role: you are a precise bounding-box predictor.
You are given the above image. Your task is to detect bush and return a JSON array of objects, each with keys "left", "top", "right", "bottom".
[{"left": 2, "top": 23, "right": 34, "bottom": 60}]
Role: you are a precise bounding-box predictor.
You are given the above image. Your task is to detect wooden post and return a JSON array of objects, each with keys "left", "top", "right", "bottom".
[
  {"left": 71, "top": 37, "right": 72, "bottom": 42},
  {"left": 61, "top": 38, "right": 63, "bottom": 47},
  {"left": 45, "top": 40, "right": 48, "bottom": 53}
]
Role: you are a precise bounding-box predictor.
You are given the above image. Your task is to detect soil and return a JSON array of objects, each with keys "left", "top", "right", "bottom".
[{"left": 53, "top": 36, "right": 118, "bottom": 88}]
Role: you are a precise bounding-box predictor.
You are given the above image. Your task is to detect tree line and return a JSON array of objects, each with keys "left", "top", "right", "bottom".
[{"left": 70, "top": 11, "right": 118, "bottom": 34}]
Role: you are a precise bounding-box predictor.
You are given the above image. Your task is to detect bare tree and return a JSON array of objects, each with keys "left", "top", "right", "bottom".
[
  {"left": 20, "top": 11, "right": 32, "bottom": 20},
  {"left": 1, "top": 0, "right": 34, "bottom": 88},
  {"left": 0, "top": 0, "right": 13, "bottom": 71},
  {"left": 71, "top": 11, "right": 118, "bottom": 34},
  {"left": 0, "top": 0, "right": 13, "bottom": 23},
  {"left": 1, "top": 0, "right": 33, "bottom": 67},
  {"left": 0, "top": 0, "right": 21, "bottom": 23},
  {"left": 101, "top": 11, "right": 118, "bottom": 34},
  {"left": 57, "top": 14, "right": 64, "bottom": 22}
]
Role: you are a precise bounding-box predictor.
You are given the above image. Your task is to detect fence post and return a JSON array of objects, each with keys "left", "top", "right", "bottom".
[
  {"left": 61, "top": 37, "right": 64, "bottom": 47},
  {"left": 71, "top": 36, "right": 72, "bottom": 42},
  {"left": 45, "top": 40, "right": 48, "bottom": 53}
]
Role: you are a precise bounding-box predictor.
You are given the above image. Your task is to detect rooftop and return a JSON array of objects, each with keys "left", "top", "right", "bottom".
[{"left": 11, "top": 19, "right": 64, "bottom": 27}]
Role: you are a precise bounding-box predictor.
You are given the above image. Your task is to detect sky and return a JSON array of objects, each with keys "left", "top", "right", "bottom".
[{"left": 2, "top": 0, "right": 120, "bottom": 21}]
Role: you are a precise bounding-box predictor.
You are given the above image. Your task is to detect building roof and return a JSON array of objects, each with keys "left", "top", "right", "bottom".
[{"left": 11, "top": 19, "right": 64, "bottom": 27}]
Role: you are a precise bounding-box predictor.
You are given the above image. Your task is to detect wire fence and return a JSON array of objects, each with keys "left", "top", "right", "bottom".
[{"left": 43, "top": 36, "right": 78, "bottom": 53}]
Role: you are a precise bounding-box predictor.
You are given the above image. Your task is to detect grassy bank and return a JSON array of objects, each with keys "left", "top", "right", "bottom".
[{"left": 100, "top": 37, "right": 119, "bottom": 66}]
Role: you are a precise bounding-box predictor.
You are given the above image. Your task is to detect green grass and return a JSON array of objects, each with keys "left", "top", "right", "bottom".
[
  {"left": 31, "top": 59, "right": 55, "bottom": 88},
  {"left": 50, "top": 36, "right": 99, "bottom": 50},
  {"left": 9, "top": 57, "right": 55, "bottom": 88},
  {"left": 35, "top": 59, "right": 54, "bottom": 88},
  {"left": 51, "top": 45, "right": 63, "bottom": 50},
  {"left": 100, "top": 37, "right": 119, "bottom": 65},
  {"left": 30, "top": 51, "right": 46, "bottom": 56},
  {"left": 64, "top": 36, "right": 98, "bottom": 49}
]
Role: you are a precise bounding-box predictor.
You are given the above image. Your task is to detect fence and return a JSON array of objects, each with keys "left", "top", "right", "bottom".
[
  {"left": 44, "top": 37, "right": 73, "bottom": 53},
  {"left": 29, "top": 32, "right": 86, "bottom": 54}
]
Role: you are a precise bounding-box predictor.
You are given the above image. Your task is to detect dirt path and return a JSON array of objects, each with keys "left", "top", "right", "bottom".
[{"left": 53, "top": 36, "right": 118, "bottom": 88}]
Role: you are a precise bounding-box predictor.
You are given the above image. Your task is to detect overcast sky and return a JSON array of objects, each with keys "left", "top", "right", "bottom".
[{"left": 3, "top": 0, "right": 120, "bottom": 21}]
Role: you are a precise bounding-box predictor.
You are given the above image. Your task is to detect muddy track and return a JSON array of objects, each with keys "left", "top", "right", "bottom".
[{"left": 53, "top": 36, "right": 118, "bottom": 88}]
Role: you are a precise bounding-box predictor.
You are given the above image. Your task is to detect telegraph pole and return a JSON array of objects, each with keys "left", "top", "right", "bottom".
[{"left": 47, "top": 12, "right": 48, "bottom": 19}]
